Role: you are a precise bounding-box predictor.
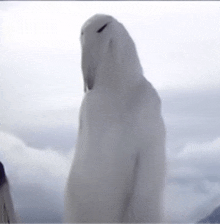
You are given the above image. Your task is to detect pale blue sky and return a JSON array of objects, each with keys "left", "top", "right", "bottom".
[{"left": 1, "top": 1, "right": 220, "bottom": 223}]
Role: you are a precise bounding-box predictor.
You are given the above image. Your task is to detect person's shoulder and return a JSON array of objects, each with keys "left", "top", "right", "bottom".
[{"left": 0, "top": 162, "right": 6, "bottom": 188}]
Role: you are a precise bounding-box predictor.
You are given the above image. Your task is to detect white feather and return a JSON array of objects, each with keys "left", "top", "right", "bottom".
[{"left": 64, "top": 14, "right": 166, "bottom": 223}]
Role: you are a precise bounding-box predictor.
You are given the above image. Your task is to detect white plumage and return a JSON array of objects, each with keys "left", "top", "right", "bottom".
[{"left": 64, "top": 14, "right": 166, "bottom": 223}]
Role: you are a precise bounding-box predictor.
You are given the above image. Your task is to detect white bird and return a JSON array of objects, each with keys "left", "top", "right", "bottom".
[
  {"left": 64, "top": 14, "right": 166, "bottom": 223},
  {"left": 0, "top": 162, "right": 17, "bottom": 223}
]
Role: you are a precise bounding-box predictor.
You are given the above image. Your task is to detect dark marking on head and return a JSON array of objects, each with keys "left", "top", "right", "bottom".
[
  {"left": 0, "top": 162, "right": 6, "bottom": 187},
  {"left": 97, "top": 23, "right": 108, "bottom": 33}
]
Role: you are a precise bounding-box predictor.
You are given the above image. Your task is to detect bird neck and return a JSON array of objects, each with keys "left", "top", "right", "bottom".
[{"left": 95, "top": 50, "right": 144, "bottom": 95}]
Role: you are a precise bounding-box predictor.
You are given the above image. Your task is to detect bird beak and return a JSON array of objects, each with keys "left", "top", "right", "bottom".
[{"left": 81, "top": 49, "right": 96, "bottom": 92}]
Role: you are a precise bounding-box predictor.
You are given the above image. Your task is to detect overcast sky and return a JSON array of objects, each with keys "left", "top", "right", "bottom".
[{"left": 0, "top": 1, "right": 220, "bottom": 223}]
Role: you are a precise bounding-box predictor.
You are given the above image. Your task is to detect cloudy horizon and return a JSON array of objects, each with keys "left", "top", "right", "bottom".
[{"left": 1, "top": 1, "right": 220, "bottom": 223}]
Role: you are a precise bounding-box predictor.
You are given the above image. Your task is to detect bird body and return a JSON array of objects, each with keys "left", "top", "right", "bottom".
[{"left": 65, "top": 14, "right": 166, "bottom": 223}]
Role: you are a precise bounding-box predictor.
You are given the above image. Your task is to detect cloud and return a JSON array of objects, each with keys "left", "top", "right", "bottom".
[
  {"left": 0, "top": 46, "right": 83, "bottom": 136},
  {"left": 161, "top": 88, "right": 220, "bottom": 152},
  {"left": 177, "top": 138, "right": 220, "bottom": 171},
  {"left": 1, "top": 113, "right": 220, "bottom": 222},
  {"left": 2, "top": 132, "right": 220, "bottom": 223},
  {"left": 165, "top": 137, "right": 220, "bottom": 223},
  {"left": 1, "top": 2, "right": 220, "bottom": 223},
  {"left": 13, "top": 125, "right": 78, "bottom": 152},
  {"left": 1, "top": 106, "right": 79, "bottom": 152},
  {"left": 0, "top": 131, "right": 74, "bottom": 223},
  {"left": 14, "top": 183, "right": 63, "bottom": 223}
]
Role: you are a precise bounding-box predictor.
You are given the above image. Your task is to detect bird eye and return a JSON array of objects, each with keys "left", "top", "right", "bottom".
[{"left": 97, "top": 23, "right": 108, "bottom": 33}]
